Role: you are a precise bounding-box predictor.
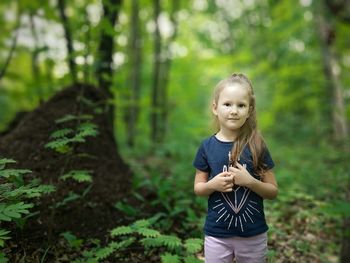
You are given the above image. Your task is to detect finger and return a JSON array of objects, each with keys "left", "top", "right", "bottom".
[
  {"left": 218, "top": 172, "right": 229, "bottom": 177},
  {"left": 228, "top": 166, "right": 239, "bottom": 173},
  {"left": 235, "top": 162, "right": 245, "bottom": 170}
]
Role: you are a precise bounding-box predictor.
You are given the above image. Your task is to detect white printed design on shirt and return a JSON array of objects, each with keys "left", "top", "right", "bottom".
[{"left": 212, "top": 163, "right": 261, "bottom": 232}]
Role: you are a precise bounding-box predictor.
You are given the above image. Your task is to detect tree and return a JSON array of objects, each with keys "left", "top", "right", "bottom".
[
  {"left": 125, "top": 0, "right": 142, "bottom": 147},
  {"left": 94, "top": 0, "right": 123, "bottom": 144},
  {"left": 151, "top": 0, "right": 162, "bottom": 143},
  {"left": 57, "top": 0, "right": 77, "bottom": 83}
]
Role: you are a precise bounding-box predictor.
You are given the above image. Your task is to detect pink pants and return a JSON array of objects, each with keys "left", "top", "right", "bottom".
[{"left": 204, "top": 232, "right": 267, "bottom": 263}]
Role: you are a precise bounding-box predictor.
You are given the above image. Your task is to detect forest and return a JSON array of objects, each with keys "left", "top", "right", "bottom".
[{"left": 0, "top": 0, "right": 349, "bottom": 262}]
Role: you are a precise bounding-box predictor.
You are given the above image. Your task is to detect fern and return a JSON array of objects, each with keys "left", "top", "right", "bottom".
[
  {"left": 45, "top": 137, "right": 73, "bottom": 151},
  {"left": 161, "top": 253, "right": 180, "bottom": 263},
  {"left": 94, "top": 240, "right": 134, "bottom": 260},
  {"left": 60, "top": 170, "right": 92, "bottom": 183},
  {"left": 0, "top": 229, "right": 11, "bottom": 247},
  {"left": 183, "top": 256, "right": 203, "bottom": 263},
  {"left": 0, "top": 159, "right": 16, "bottom": 170},
  {"left": 0, "top": 169, "right": 31, "bottom": 179},
  {"left": 45, "top": 121, "right": 98, "bottom": 153},
  {"left": 0, "top": 202, "right": 34, "bottom": 222},
  {"left": 61, "top": 231, "right": 83, "bottom": 249},
  {"left": 110, "top": 226, "right": 133, "bottom": 236},
  {"left": 50, "top": 128, "right": 74, "bottom": 138},
  {"left": 4, "top": 183, "right": 55, "bottom": 199},
  {"left": 72, "top": 237, "right": 135, "bottom": 263},
  {"left": 136, "top": 227, "right": 161, "bottom": 237},
  {"left": 55, "top": 114, "right": 93, "bottom": 124},
  {"left": 141, "top": 235, "right": 182, "bottom": 251},
  {"left": 0, "top": 158, "right": 55, "bottom": 249},
  {"left": 184, "top": 238, "right": 203, "bottom": 254},
  {"left": 110, "top": 217, "right": 161, "bottom": 239},
  {"left": 132, "top": 218, "right": 152, "bottom": 228},
  {"left": 75, "top": 123, "right": 99, "bottom": 138}
]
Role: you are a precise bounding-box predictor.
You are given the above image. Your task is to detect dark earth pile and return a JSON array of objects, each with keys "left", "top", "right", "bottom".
[{"left": 0, "top": 84, "right": 148, "bottom": 261}]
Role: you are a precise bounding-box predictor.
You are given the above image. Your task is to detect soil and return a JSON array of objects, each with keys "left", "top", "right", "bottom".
[{"left": 0, "top": 84, "right": 156, "bottom": 262}]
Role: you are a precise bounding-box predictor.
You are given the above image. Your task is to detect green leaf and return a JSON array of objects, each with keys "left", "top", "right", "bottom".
[
  {"left": 75, "top": 123, "right": 99, "bottom": 138},
  {"left": 184, "top": 238, "right": 203, "bottom": 254},
  {"left": 183, "top": 256, "right": 204, "bottom": 263},
  {"left": 0, "top": 169, "right": 31, "bottom": 178},
  {"left": 55, "top": 114, "right": 93, "bottom": 124},
  {"left": 136, "top": 228, "right": 161, "bottom": 237},
  {"left": 61, "top": 231, "right": 83, "bottom": 248},
  {"left": 4, "top": 181, "right": 55, "bottom": 199},
  {"left": 110, "top": 226, "right": 133, "bottom": 237},
  {"left": 60, "top": 170, "right": 93, "bottom": 183},
  {"left": 0, "top": 251, "right": 9, "bottom": 262},
  {"left": 0, "top": 159, "right": 16, "bottom": 169},
  {"left": 141, "top": 235, "right": 182, "bottom": 251},
  {"left": 114, "top": 201, "right": 138, "bottom": 217},
  {"left": 45, "top": 137, "right": 73, "bottom": 150},
  {"left": 0, "top": 202, "right": 33, "bottom": 222},
  {"left": 161, "top": 253, "right": 180, "bottom": 263},
  {"left": 50, "top": 128, "right": 74, "bottom": 138},
  {"left": 54, "top": 192, "right": 80, "bottom": 208},
  {"left": 132, "top": 219, "right": 152, "bottom": 228}
]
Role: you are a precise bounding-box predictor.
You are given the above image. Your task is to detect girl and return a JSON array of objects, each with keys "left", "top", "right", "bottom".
[{"left": 193, "top": 73, "right": 278, "bottom": 263}]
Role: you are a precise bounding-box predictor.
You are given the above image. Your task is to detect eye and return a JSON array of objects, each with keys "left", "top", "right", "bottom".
[
  {"left": 238, "top": 103, "right": 246, "bottom": 108},
  {"left": 223, "top": 103, "right": 231, "bottom": 107}
]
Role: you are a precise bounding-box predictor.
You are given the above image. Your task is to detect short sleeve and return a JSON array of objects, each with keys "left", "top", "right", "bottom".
[
  {"left": 262, "top": 147, "right": 275, "bottom": 170},
  {"left": 193, "top": 142, "right": 210, "bottom": 172}
]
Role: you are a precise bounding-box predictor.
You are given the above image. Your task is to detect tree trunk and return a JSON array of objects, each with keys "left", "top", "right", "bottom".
[
  {"left": 95, "top": 0, "right": 122, "bottom": 145},
  {"left": 316, "top": 2, "right": 350, "bottom": 262},
  {"left": 83, "top": 7, "right": 92, "bottom": 84},
  {"left": 151, "top": 0, "right": 161, "bottom": 143},
  {"left": 29, "top": 12, "right": 43, "bottom": 102},
  {"left": 125, "top": 0, "right": 142, "bottom": 147},
  {"left": 316, "top": 3, "right": 348, "bottom": 141},
  {"left": 158, "top": 0, "right": 180, "bottom": 142},
  {"left": 0, "top": 7, "right": 20, "bottom": 82},
  {"left": 57, "top": 0, "right": 77, "bottom": 83}
]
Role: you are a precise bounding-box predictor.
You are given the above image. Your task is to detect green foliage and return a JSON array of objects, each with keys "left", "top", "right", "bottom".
[
  {"left": 53, "top": 188, "right": 92, "bottom": 209},
  {"left": 0, "top": 229, "right": 11, "bottom": 247},
  {"left": 55, "top": 114, "right": 93, "bottom": 124},
  {"left": 0, "top": 251, "right": 8, "bottom": 263},
  {"left": 141, "top": 235, "right": 182, "bottom": 251},
  {"left": 45, "top": 118, "right": 99, "bottom": 153},
  {"left": 160, "top": 253, "right": 180, "bottom": 263},
  {"left": 61, "top": 231, "right": 84, "bottom": 249},
  {"left": 0, "top": 202, "right": 33, "bottom": 221},
  {"left": 60, "top": 170, "right": 93, "bottom": 183},
  {"left": 111, "top": 218, "right": 160, "bottom": 238},
  {"left": 72, "top": 237, "right": 135, "bottom": 263},
  {"left": 114, "top": 200, "right": 139, "bottom": 217},
  {"left": 109, "top": 217, "right": 203, "bottom": 261},
  {"left": 184, "top": 238, "right": 203, "bottom": 254},
  {"left": 0, "top": 158, "right": 55, "bottom": 247}
]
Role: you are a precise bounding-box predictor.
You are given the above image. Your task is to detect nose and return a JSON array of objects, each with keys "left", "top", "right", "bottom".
[{"left": 230, "top": 105, "right": 238, "bottom": 114}]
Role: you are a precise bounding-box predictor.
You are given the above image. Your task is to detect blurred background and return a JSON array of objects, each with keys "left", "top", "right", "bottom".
[{"left": 0, "top": 0, "right": 349, "bottom": 262}]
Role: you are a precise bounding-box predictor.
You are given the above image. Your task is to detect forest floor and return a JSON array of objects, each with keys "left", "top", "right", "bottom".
[
  {"left": 0, "top": 85, "right": 162, "bottom": 262},
  {"left": 0, "top": 84, "right": 343, "bottom": 262}
]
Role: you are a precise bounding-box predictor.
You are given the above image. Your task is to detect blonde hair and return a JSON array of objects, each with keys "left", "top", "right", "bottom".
[{"left": 213, "top": 73, "right": 268, "bottom": 175}]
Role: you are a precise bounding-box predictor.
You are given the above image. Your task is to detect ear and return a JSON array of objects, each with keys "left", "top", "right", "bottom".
[{"left": 212, "top": 102, "right": 218, "bottom": 116}]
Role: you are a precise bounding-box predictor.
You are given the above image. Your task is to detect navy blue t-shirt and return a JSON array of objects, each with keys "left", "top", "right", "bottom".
[{"left": 193, "top": 135, "right": 275, "bottom": 238}]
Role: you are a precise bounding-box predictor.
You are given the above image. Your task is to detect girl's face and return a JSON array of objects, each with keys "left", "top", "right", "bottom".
[{"left": 212, "top": 84, "right": 251, "bottom": 134}]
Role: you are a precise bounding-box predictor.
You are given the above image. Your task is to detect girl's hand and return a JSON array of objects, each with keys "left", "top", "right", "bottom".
[
  {"left": 229, "top": 162, "right": 255, "bottom": 187},
  {"left": 209, "top": 172, "right": 234, "bottom": 192}
]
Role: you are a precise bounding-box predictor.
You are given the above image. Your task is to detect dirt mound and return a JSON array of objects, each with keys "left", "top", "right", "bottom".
[{"left": 0, "top": 84, "right": 132, "bottom": 243}]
